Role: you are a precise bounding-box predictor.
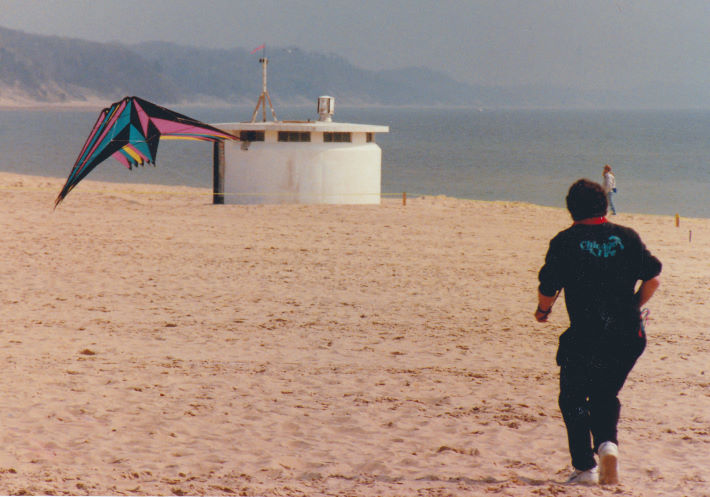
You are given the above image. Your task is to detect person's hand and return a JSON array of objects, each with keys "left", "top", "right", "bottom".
[{"left": 535, "top": 305, "right": 551, "bottom": 322}]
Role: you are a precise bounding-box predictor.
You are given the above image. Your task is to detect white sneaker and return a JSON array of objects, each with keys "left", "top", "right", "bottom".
[
  {"left": 598, "top": 441, "right": 619, "bottom": 484},
  {"left": 566, "top": 466, "right": 599, "bottom": 485}
]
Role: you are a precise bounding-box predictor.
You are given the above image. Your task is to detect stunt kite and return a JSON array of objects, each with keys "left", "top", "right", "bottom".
[{"left": 55, "top": 96, "right": 237, "bottom": 206}]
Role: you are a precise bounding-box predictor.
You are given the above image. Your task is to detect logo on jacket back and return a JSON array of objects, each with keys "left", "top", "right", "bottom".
[{"left": 579, "top": 235, "right": 624, "bottom": 258}]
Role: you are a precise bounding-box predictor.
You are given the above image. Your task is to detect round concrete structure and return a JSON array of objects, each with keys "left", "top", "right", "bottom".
[{"left": 213, "top": 114, "right": 389, "bottom": 205}]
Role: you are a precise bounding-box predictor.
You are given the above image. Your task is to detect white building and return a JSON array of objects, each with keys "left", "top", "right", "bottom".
[{"left": 211, "top": 60, "right": 389, "bottom": 204}]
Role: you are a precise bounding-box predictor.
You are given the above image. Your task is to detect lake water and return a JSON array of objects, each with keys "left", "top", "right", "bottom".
[{"left": 1, "top": 105, "right": 709, "bottom": 217}]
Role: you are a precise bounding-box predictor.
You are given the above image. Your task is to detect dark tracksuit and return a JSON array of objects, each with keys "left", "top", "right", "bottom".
[{"left": 538, "top": 218, "right": 662, "bottom": 471}]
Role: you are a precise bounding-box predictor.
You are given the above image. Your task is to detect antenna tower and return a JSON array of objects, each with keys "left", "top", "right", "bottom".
[{"left": 250, "top": 57, "right": 278, "bottom": 123}]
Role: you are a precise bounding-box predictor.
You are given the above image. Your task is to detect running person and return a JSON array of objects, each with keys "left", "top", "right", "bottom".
[{"left": 535, "top": 179, "right": 661, "bottom": 485}]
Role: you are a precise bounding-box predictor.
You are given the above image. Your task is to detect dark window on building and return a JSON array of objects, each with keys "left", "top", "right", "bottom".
[
  {"left": 278, "top": 131, "right": 311, "bottom": 142},
  {"left": 366, "top": 133, "right": 374, "bottom": 143},
  {"left": 324, "top": 132, "right": 352, "bottom": 143},
  {"left": 240, "top": 130, "right": 265, "bottom": 141}
]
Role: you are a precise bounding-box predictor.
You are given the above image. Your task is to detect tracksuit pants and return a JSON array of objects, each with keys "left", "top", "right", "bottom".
[{"left": 557, "top": 340, "right": 644, "bottom": 471}]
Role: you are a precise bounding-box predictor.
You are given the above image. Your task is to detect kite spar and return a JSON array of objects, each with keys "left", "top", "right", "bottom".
[{"left": 55, "top": 96, "right": 238, "bottom": 207}]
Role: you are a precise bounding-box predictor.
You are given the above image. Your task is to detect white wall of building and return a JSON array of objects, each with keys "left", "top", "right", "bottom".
[{"left": 222, "top": 139, "right": 383, "bottom": 204}]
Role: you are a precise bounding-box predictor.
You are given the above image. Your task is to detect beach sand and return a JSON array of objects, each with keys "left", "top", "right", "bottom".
[{"left": 0, "top": 172, "right": 707, "bottom": 496}]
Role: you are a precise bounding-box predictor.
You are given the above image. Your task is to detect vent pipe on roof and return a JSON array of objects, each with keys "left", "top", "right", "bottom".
[{"left": 317, "top": 96, "right": 335, "bottom": 122}]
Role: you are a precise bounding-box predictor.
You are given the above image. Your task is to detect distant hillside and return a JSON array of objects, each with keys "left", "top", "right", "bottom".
[
  {"left": 0, "top": 26, "right": 487, "bottom": 107},
  {"left": 0, "top": 26, "right": 178, "bottom": 103},
  {"left": 1, "top": 26, "right": 707, "bottom": 109},
  {"left": 133, "top": 42, "right": 492, "bottom": 107}
]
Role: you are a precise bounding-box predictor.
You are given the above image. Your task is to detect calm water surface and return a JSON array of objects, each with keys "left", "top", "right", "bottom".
[{"left": 1, "top": 106, "right": 709, "bottom": 217}]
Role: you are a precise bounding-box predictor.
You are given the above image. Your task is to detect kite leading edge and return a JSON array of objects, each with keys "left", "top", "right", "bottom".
[{"left": 55, "top": 96, "right": 238, "bottom": 207}]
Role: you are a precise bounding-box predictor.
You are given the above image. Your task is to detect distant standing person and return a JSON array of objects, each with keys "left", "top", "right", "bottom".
[
  {"left": 602, "top": 165, "right": 617, "bottom": 214},
  {"left": 534, "top": 179, "right": 661, "bottom": 485}
]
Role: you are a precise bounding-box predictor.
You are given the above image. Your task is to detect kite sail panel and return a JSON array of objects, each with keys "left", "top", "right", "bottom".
[{"left": 55, "top": 96, "right": 238, "bottom": 207}]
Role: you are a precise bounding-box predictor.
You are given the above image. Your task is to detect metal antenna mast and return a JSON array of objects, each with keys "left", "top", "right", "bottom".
[{"left": 250, "top": 55, "right": 278, "bottom": 123}]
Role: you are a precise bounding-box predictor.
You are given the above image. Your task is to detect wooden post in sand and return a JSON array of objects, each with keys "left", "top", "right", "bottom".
[
  {"left": 403, "top": 192, "right": 407, "bottom": 206},
  {"left": 213, "top": 141, "right": 225, "bottom": 204},
  {"left": 675, "top": 213, "right": 680, "bottom": 227}
]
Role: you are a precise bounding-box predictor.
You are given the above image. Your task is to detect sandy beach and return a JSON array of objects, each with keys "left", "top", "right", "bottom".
[{"left": 0, "top": 171, "right": 707, "bottom": 496}]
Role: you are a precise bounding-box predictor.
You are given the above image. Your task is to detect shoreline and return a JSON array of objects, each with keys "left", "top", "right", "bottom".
[
  {"left": 1, "top": 170, "right": 705, "bottom": 221},
  {"left": 5, "top": 97, "right": 710, "bottom": 112},
  {"left": 0, "top": 97, "right": 109, "bottom": 110}
]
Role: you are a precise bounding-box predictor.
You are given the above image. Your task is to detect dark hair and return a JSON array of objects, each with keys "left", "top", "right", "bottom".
[{"left": 566, "top": 179, "right": 608, "bottom": 221}]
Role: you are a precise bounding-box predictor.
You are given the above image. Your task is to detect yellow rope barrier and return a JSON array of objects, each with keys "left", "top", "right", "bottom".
[{"left": 0, "top": 184, "right": 416, "bottom": 200}]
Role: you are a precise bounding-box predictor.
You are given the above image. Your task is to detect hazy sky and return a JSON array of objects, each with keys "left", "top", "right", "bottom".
[{"left": 1, "top": 0, "right": 709, "bottom": 91}]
